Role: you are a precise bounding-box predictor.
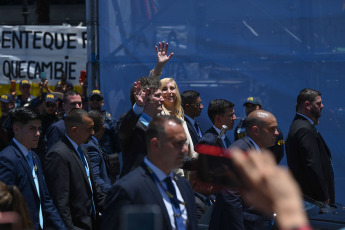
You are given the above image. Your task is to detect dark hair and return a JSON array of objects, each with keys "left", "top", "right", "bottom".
[
  {"left": 181, "top": 90, "right": 200, "bottom": 109},
  {"left": 64, "top": 108, "right": 89, "bottom": 132},
  {"left": 130, "top": 76, "right": 161, "bottom": 106},
  {"left": 88, "top": 110, "right": 105, "bottom": 133},
  {"left": 296, "top": 88, "right": 321, "bottom": 111},
  {"left": 207, "top": 99, "right": 235, "bottom": 123},
  {"left": 10, "top": 107, "right": 41, "bottom": 126},
  {"left": 145, "top": 115, "right": 183, "bottom": 149},
  {"left": 0, "top": 181, "right": 33, "bottom": 229},
  {"left": 63, "top": 90, "right": 81, "bottom": 104}
]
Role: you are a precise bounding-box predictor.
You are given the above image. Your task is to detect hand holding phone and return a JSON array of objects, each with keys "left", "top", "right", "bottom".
[{"left": 40, "top": 72, "right": 47, "bottom": 83}]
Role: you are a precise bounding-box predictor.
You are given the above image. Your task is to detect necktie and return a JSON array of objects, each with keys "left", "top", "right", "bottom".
[
  {"left": 77, "top": 146, "right": 96, "bottom": 218},
  {"left": 224, "top": 135, "right": 231, "bottom": 148},
  {"left": 194, "top": 121, "right": 201, "bottom": 137},
  {"left": 26, "top": 151, "right": 44, "bottom": 229},
  {"left": 164, "top": 177, "right": 186, "bottom": 230}
]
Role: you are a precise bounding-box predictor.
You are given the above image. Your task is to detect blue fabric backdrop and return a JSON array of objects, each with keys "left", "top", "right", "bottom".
[{"left": 98, "top": 0, "right": 345, "bottom": 203}]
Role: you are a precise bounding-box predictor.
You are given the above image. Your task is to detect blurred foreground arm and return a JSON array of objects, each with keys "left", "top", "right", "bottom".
[{"left": 230, "top": 149, "right": 309, "bottom": 229}]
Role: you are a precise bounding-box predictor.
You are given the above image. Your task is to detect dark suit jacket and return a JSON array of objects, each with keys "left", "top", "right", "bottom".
[
  {"left": 0, "top": 141, "right": 66, "bottom": 230},
  {"left": 184, "top": 117, "right": 202, "bottom": 147},
  {"left": 117, "top": 108, "right": 148, "bottom": 178},
  {"left": 83, "top": 138, "right": 111, "bottom": 194},
  {"left": 101, "top": 164, "right": 198, "bottom": 230},
  {"left": 285, "top": 114, "right": 335, "bottom": 203},
  {"left": 197, "top": 126, "right": 227, "bottom": 148},
  {"left": 45, "top": 136, "right": 106, "bottom": 230},
  {"left": 46, "top": 119, "right": 65, "bottom": 151},
  {"left": 209, "top": 136, "right": 269, "bottom": 230}
]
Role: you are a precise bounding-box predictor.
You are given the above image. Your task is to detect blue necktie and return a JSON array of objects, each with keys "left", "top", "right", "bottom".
[
  {"left": 164, "top": 177, "right": 186, "bottom": 230},
  {"left": 224, "top": 135, "right": 231, "bottom": 148},
  {"left": 77, "top": 146, "right": 96, "bottom": 218},
  {"left": 26, "top": 151, "right": 44, "bottom": 229},
  {"left": 194, "top": 121, "right": 202, "bottom": 137}
]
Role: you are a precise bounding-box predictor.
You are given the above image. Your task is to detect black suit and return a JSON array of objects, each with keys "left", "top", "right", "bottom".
[
  {"left": 45, "top": 136, "right": 106, "bottom": 230},
  {"left": 184, "top": 117, "right": 202, "bottom": 147},
  {"left": 102, "top": 163, "right": 198, "bottom": 230},
  {"left": 117, "top": 108, "right": 148, "bottom": 177},
  {"left": 285, "top": 114, "right": 335, "bottom": 203}
]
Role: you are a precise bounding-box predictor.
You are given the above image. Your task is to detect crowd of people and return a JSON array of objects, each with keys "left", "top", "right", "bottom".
[{"left": 0, "top": 41, "right": 334, "bottom": 230}]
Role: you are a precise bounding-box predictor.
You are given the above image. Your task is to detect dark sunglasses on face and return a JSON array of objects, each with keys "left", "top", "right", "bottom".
[
  {"left": 90, "top": 97, "right": 102, "bottom": 102},
  {"left": 46, "top": 103, "right": 57, "bottom": 108}
]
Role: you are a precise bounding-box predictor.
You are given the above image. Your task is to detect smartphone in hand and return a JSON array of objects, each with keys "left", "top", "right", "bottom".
[
  {"left": 80, "top": 70, "right": 86, "bottom": 83},
  {"left": 40, "top": 72, "right": 47, "bottom": 82}
]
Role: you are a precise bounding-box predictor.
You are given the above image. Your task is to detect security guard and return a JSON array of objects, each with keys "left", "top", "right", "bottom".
[
  {"left": 88, "top": 89, "right": 121, "bottom": 182},
  {"left": 234, "top": 97, "right": 285, "bottom": 163}
]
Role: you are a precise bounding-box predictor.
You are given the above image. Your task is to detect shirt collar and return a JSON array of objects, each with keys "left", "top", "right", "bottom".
[
  {"left": 247, "top": 136, "right": 261, "bottom": 152},
  {"left": 144, "top": 157, "right": 173, "bottom": 182},
  {"left": 91, "top": 136, "right": 99, "bottom": 144},
  {"left": 297, "top": 113, "right": 314, "bottom": 125},
  {"left": 65, "top": 133, "right": 79, "bottom": 153},
  {"left": 12, "top": 138, "right": 29, "bottom": 157}
]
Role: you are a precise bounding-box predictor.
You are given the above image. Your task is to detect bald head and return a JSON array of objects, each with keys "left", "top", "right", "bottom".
[{"left": 245, "top": 110, "right": 279, "bottom": 149}]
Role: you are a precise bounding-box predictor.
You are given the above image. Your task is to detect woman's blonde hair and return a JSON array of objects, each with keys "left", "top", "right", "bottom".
[{"left": 160, "top": 78, "right": 184, "bottom": 120}]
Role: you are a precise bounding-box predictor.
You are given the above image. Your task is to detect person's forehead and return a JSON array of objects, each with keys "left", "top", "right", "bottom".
[
  {"left": 24, "top": 119, "right": 41, "bottom": 127},
  {"left": 67, "top": 95, "right": 81, "bottom": 102}
]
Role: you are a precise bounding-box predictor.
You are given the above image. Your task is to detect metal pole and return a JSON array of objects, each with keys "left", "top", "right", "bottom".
[{"left": 85, "top": 0, "right": 99, "bottom": 91}]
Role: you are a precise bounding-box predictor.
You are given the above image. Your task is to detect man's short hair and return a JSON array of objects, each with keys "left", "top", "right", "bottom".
[
  {"left": 130, "top": 76, "right": 161, "bottom": 106},
  {"left": 88, "top": 110, "right": 105, "bottom": 133},
  {"left": 145, "top": 115, "right": 183, "bottom": 149},
  {"left": 64, "top": 108, "right": 89, "bottom": 131},
  {"left": 181, "top": 90, "right": 200, "bottom": 109},
  {"left": 10, "top": 107, "right": 41, "bottom": 126},
  {"left": 207, "top": 99, "right": 235, "bottom": 123},
  {"left": 296, "top": 88, "right": 321, "bottom": 111},
  {"left": 63, "top": 90, "right": 81, "bottom": 104}
]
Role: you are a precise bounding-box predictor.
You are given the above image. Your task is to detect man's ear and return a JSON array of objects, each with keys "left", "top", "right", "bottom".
[
  {"left": 150, "top": 137, "right": 160, "bottom": 151},
  {"left": 12, "top": 123, "right": 19, "bottom": 135},
  {"left": 252, "top": 126, "right": 260, "bottom": 136},
  {"left": 70, "top": 126, "right": 77, "bottom": 135},
  {"left": 304, "top": 101, "right": 311, "bottom": 111}
]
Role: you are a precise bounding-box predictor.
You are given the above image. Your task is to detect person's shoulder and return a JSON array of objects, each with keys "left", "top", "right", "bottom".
[
  {"left": 47, "top": 140, "right": 69, "bottom": 156},
  {"left": 0, "top": 145, "right": 18, "bottom": 160},
  {"left": 116, "top": 166, "right": 147, "bottom": 188}
]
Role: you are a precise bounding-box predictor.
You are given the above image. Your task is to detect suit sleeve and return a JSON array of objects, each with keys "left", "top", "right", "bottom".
[
  {"left": 0, "top": 154, "right": 16, "bottom": 185},
  {"left": 296, "top": 127, "right": 329, "bottom": 200},
  {"left": 44, "top": 151, "right": 74, "bottom": 229},
  {"left": 86, "top": 144, "right": 111, "bottom": 194},
  {"left": 101, "top": 185, "right": 132, "bottom": 230},
  {"left": 117, "top": 109, "right": 140, "bottom": 154},
  {"left": 35, "top": 156, "right": 67, "bottom": 230}
]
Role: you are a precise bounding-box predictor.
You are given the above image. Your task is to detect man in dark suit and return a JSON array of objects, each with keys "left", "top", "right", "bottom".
[
  {"left": 102, "top": 115, "right": 198, "bottom": 230},
  {"left": 181, "top": 90, "right": 204, "bottom": 147},
  {"left": 117, "top": 76, "right": 164, "bottom": 178},
  {"left": 46, "top": 90, "right": 82, "bottom": 151},
  {"left": 233, "top": 96, "right": 285, "bottom": 164},
  {"left": 83, "top": 110, "right": 112, "bottom": 194},
  {"left": 87, "top": 89, "right": 121, "bottom": 182},
  {"left": 0, "top": 107, "right": 66, "bottom": 230},
  {"left": 45, "top": 108, "right": 105, "bottom": 230},
  {"left": 286, "top": 88, "right": 335, "bottom": 204},
  {"left": 198, "top": 99, "right": 236, "bottom": 148},
  {"left": 210, "top": 110, "right": 279, "bottom": 230}
]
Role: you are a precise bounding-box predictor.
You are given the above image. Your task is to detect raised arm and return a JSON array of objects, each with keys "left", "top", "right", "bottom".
[{"left": 150, "top": 41, "right": 174, "bottom": 77}]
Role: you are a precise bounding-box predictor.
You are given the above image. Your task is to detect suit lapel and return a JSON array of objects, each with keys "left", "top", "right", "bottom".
[
  {"left": 62, "top": 137, "right": 92, "bottom": 191},
  {"left": 140, "top": 165, "right": 172, "bottom": 230},
  {"left": 208, "top": 127, "right": 226, "bottom": 148},
  {"left": 10, "top": 142, "right": 40, "bottom": 199}
]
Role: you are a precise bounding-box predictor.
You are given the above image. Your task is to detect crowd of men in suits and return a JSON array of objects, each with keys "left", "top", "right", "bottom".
[{"left": 0, "top": 77, "right": 334, "bottom": 230}]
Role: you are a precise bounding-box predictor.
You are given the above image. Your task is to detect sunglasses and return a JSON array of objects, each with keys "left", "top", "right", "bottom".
[{"left": 90, "top": 97, "right": 102, "bottom": 102}]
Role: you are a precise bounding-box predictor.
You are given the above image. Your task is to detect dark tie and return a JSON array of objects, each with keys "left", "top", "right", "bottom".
[
  {"left": 194, "top": 121, "right": 201, "bottom": 137},
  {"left": 224, "top": 135, "right": 231, "bottom": 148},
  {"left": 77, "top": 146, "right": 96, "bottom": 218},
  {"left": 164, "top": 177, "right": 186, "bottom": 230}
]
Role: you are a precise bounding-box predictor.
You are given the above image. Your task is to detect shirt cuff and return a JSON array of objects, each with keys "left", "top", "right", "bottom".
[{"left": 133, "top": 103, "right": 144, "bottom": 116}]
